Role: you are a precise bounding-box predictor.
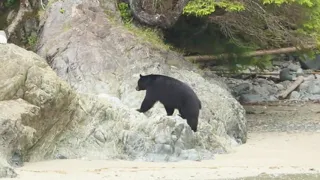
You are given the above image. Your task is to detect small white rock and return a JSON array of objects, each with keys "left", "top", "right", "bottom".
[
  {"left": 0, "top": 30, "right": 8, "bottom": 44},
  {"left": 275, "top": 83, "right": 284, "bottom": 90},
  {"left": 296, "top": 68, "right": 304, "bottom": 74},
  {"left": 290, "top": 91, "right": 300, "bottom": 100}
]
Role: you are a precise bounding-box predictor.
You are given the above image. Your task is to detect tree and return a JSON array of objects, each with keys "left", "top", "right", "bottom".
[
  {"left": 182, "top": 0, "right": 320, "bottom": 51},
  {"left": 128, "top": 0, "right": 190, "bottom": 28}
]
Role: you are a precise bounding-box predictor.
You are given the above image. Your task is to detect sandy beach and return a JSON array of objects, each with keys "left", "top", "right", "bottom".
[{"left": 4, "top": 131, "right": 320, "bottom": 180}]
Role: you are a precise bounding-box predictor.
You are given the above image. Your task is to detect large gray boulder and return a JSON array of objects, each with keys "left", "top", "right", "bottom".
[
  {"left": 0, "top": 43, "right": 245, "bottom": 166},
  {"left": 37, "top": 0, "right": 246, "bottom": 145},
  {"left": 37, "top": 0, "right": 246, "bottom": 153},
  {"left": 0, "top": 158, "right": 17, "bottom": 178}
]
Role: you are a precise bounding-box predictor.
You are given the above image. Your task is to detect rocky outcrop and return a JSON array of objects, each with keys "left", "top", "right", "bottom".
[
  {"left": 1, "top": 43, "right": 245, "bottom": 165},
  {"left": 37, "top": 0, "right": 246, "bottom": 145},
  {"left": 0, "top": 0, "right": 247, "bottom": 174},
  {"left": 0, "top": 163, "right": 17, "bottom": 178},
  {"left": 0, "top": 43, "right": 79, "bottom": 163}
]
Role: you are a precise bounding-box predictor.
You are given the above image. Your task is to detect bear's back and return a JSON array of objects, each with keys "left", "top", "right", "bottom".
[{"left": 147, "top": 74, "right": 201, "bottom": 108}]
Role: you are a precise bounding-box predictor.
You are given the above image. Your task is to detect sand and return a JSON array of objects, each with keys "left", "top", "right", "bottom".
[{"left": 4, "top": 131, "right": 320, "bottom": 180}]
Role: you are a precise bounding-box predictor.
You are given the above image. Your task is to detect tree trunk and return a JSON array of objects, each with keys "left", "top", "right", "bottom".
[
  {"left": 6, "top": 0, "right": 33, "bottom": 39},
  {"left": 277, "top": 76, "right": 304, "bottom": 99},
  {"left": 128, "top": 0, "right": 190, "bottom": 29}
]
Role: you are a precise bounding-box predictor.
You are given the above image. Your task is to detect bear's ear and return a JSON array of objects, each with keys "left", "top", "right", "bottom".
[{"left": 140, "top": 74, "right": 142, "bottom": 77}]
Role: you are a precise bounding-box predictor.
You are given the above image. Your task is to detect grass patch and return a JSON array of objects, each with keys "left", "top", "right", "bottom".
[
  {"left": 63, "top": 22, "right": 72, "bottom": 32},
  {"left": 47, "top": 0, "right": 57, "bottom": 8},
  {"left": 37, "top": 9, "right": 45, "bottom": 19},
  {"left": 27, "top": 34, "right": 38, "bottom": 50},
  {"left": 113, "top": 2, "right": 172, "bottom": 50},
  {"left": 124, "top": 23, "right": 172, "bottom": 50}
]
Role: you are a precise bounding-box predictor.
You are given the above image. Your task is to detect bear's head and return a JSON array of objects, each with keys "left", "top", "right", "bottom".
[
  {"left": 136, "top": 74, "right": 156, "bottom": 91},
  {"left": 136, "top": 74, "right": 148, "bottom": 91}
]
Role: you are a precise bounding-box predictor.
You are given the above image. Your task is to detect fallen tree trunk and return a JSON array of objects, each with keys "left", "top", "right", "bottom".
[
  {"left": 212, "top": 71, "right": 280, "bottom": 75},
  {"left": 210, "top": 71, "right": 320, "bottom": 76},
  {"left": 185, "top": 45, "right": 316, "bottom": 62},
  {"left": 277, "top": 76, "right": 304, "bottom": 99}
]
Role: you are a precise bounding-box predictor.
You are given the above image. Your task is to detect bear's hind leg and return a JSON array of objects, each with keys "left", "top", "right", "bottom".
[
  {"left": 179, "top": 108, "right": 198, "bottom": 132},
  {"left": 164, "top": 106, "right": 174, "bottom": 116},
  {"left": 186, "top": 118, "right": 198, "bottom": 132},
  {"left": 178, "top": 109, "right": 186, "bottom": 119}
]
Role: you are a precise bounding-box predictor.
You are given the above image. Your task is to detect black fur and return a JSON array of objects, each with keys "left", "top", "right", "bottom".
[{"left": 136, "top": 74, "right": 201, "bottom": 132}]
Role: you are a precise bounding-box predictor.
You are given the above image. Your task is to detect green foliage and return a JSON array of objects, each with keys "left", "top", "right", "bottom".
[
  {"left": 262, "top": 0, "right": 313, "bottom": 7},
  {"left": 37, "top": 10, "right": 45, "bottom": 19},
  {"left": 183, "top": 0, "right": 244, "bottom": 16},
  {"left": 59, "top": 8, "right": 65, "bottom": 14},
  {"left": 164, "top": 16, "right": 261, "bottom": 70},
  {"left": 184, "top": 0, "right": 315, "bottom": 16},
  {"left": 115, "top": 2, "right": 171, "bottom": 50},
  {"left": 4, "top": 0, "right": 16, "bottom": 8},
  {"left": 299, "top": 5, "right": 320, "bottom": 49},
  {"left": 124, "top": 23, "right": 172, "bottom": 50},
  {"left": 63, "top": 22, "right": 72, "bottom": 32},
  {"left": 47, "top": 0, "right": 57, "bottom": 8},
  {"left": 27, "top": 34, "right": 37, "bottom": 50},
  {"left": 228, "top": 55, "right": 273, "bottom": 72},
  {"left": 118, "top": 2, "right": 132, "bottom": 24},
  {"left": 184, "top": 0, "right": 320, "bottom": 48},
  {"left": 262, "top": 0, "right": 320, "bottom": 52},
  {"left": 214, "top": 42, "right": 272, "bottom": 72},
  {"left": 179, "top": 0, "right": 320, "bottom": 71}
]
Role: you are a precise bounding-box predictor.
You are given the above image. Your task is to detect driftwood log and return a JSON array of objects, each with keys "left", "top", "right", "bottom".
[
  {"left": 210, "top": 71, "right": 320, "bottom": 76},
  {"left": 185, "top": 45, "right": 316, "bottom": 62},
  {"left": 277, "top": 76, "right": 304, "bottom": 99}
]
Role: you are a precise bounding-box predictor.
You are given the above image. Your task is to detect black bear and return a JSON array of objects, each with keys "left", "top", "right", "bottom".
[{"left": 136, "top": 74, "right": 202, "bottom": 132}]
